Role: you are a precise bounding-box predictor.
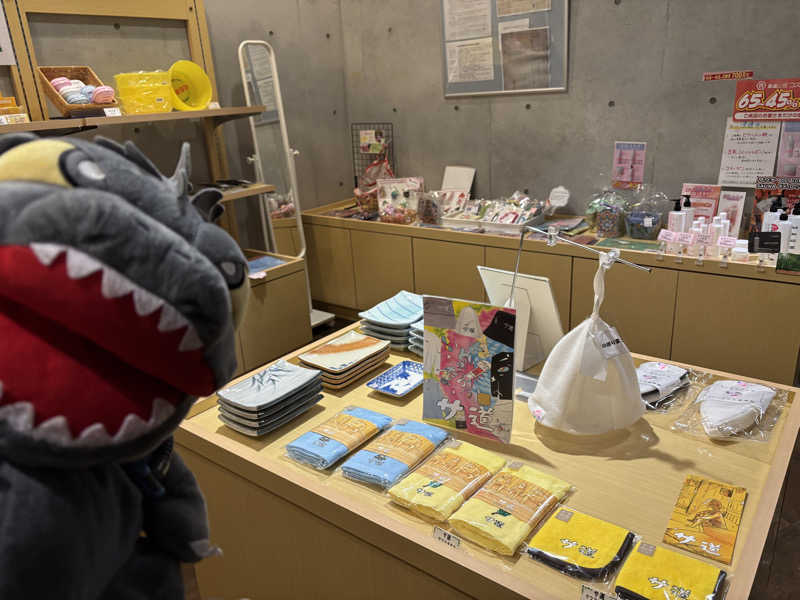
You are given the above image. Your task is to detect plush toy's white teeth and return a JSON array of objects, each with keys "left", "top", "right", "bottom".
[
  {"left": 29, "top": 242, "right": 64, "bottom": 266},
  {"left": 66, "top": 248, "right": 103, "bottom": 279},
  {"left": 0, "top": 397, "right": 177, "bottom": 447},
  {"left": 27, "top": 243, "right": 203, "bottom": 353}
]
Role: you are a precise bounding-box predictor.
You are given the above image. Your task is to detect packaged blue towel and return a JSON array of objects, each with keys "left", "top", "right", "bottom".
[
  {"left": 286, "top": 406, "right": 393, "bottom": 470},
  {"left": 341, "top": 420, "right": 448, "bottom": 488}
]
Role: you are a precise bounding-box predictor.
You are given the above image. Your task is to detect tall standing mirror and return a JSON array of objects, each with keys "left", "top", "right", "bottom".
[{"left": 238, "top": 40, "right": 334, "bottom": 328}]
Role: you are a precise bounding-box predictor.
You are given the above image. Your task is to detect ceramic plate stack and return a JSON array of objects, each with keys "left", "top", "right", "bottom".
[
  {"left": 217, "top": 360, "right": 322, "bottom": 437},
  {"left": 408, "top": 320, "right": 423, "bottom": 357},
  {"left": 299, "top": 330, "right": 391, "bottom": 390},
  {"left": 358, "top": 290, "right": 423, "bottom": 350}
]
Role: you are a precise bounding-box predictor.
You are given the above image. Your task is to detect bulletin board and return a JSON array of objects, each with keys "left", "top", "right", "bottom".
[{"left": 440, "top": 0, "right": 568, "bottom": 97}]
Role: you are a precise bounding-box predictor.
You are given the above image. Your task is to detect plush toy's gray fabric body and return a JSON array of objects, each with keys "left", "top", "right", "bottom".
[{"left": 0, "top": 134, "right": 249, "bottom": 598}]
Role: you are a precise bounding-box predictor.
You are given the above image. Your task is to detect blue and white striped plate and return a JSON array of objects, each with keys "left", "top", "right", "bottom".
[{"left": 358, "top": 291, "right": 423, "bottom": 328}]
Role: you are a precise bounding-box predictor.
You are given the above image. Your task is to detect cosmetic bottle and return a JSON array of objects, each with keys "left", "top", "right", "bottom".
[
  {"left": 710, "top": 218, "right": 723, "bottom": 258},
  {"left": 778, "top": 212, "right": 792, "bottom": 253},
  {"left": 682, "top": 194, "right": 695, "bottom": 226},
  {"left": 789, "top": 203, "right": 800, "bottom": 252},
  {"left": 732, "top": 239, "right": 749, "bottom": 262},
  {"left": 762, "top": 196, "right": 783, "bottom": 232},
  {"left": 718, "top": 212, "right": 730, "bottom": 238},
  {"left": 667, "top": 198, "right": 685, "bottom": 254}
]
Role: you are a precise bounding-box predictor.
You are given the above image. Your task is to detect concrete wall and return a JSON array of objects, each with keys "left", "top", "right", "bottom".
[
  {"left": 339, "top": 0, "right": 798, "bottom": 212},
  {"left": 204, "top": 0, "right": 351, "bottom": 212}
]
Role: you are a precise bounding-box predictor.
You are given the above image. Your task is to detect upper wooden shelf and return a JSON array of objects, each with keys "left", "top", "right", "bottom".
[
  {"left": 219, "top": 182, "right": 276, "bottom": 203},
  {"left": 0, "top": 106, "right": 266, "bottom": 134}
]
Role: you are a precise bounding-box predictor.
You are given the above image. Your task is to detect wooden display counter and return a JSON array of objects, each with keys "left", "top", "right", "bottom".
[
  {"left": 234, "top": 251, "right": 312, "bottom": 377},
  {"left": 300, "top": 200, "right": 800, "bottom": 386},
  {"left": 177, "top": 322, "right": 800, "bottom": 600}
]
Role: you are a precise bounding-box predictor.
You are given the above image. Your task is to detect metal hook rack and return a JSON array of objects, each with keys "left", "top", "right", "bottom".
[{"left": 507, "top": 223, "right": 651, "bottom": 305}]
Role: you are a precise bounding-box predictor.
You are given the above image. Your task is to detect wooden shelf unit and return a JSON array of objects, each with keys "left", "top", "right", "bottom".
[
  {"left": 0, "top": 106, "right": 265, "bottom": 134},
  {"left": 219, "top": 182, "right": 276, "bottom": 204}
]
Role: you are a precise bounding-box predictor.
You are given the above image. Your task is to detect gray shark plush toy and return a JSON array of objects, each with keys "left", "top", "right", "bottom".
[{"left": 0, "top": 133, "right": 249, "bottom": 598}]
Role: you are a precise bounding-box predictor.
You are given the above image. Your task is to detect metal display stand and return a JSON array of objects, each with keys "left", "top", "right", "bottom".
[{"left": 238, "top": 40, "right": 334, "bottom": 329}]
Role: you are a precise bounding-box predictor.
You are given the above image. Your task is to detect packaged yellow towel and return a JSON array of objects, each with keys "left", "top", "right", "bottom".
[
  {"left": 525, "top": 507, "right": 635, "bottom": 581},
  {"left": 615, "top": 541, "right": 726, "bottom": 600},
  {"left": 388, "top": 441, "right": 505, "bottom": 521},
  {"left": 448, "top": 463, "right": 571, "bottom": 555}
]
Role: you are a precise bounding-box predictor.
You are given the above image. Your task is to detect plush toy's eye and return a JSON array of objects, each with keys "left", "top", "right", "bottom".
[
  {"left": 77, "top": 160, "right": 106, "bottom": 182},
  {"left": 218, "top": 261, "right": 244, "bottom": 288},
  {"left": 60, "top": 148, "right": 107, "bottom": 188}
]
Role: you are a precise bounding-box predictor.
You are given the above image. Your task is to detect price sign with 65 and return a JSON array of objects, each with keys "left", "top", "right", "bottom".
[{"left": 733, "top": 78, "right": 800, "bottom": 121}]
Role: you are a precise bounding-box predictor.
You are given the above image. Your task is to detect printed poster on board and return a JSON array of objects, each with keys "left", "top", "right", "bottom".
[
  {"left": 612, "top": 141, "right": 646, "bottom": 189},
  {"left": 422, "top": 296, "right": 515, "bottom": 443},
  {"left": 681, "top": 183, "right": 721, "bottom": 221}
]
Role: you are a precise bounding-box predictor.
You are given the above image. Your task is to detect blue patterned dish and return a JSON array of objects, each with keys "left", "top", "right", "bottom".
[
  {"left": 358, "top": 291, "right": 423, "bottom": 328},
  {"left": 366, "top": 360, "right": 423, "bottom": 397}
]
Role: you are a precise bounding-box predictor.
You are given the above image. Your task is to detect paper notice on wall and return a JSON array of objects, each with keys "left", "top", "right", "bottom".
[
  {"left": 498, "top": 18, "right": 531, "bottom": 35},
  {"left": 681, "top": 183, "right": 721, "bottom": 221},
  {"left": 500, "top": 28, "right": 549, "bottom": 90},
  {"left": 776, "top": 122, "right": 800, "bottom": 178},
  {"left": 717, "top": 117, "right": 780, "bottom": 187},
  {"left": 717, "top": 190, "right": 747, "bottom": 237},
  {"left": 446, "top": 38, "right": 494, "bottom": 83},
  {"left": 255, "top": 77, "right": 277, "bottom": 112},
  {"left": 497, "top": 0, "right": 551, "bottom": 17},
  {"left": 443, "top": 0, "right": 491, "bottom": 41},
  {"left": 0, "top": 6, "right": 15, "bottom": 66},
  {"left": 611, "top": 141, "right": 647, "bottom": 189}
]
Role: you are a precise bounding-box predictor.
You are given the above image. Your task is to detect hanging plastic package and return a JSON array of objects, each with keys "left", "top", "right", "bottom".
[{"left": 528, "top": 250, "right": 645, "bottom": 434}]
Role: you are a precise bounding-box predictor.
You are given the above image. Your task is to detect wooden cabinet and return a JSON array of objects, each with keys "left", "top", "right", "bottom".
[
  {"left": 571, "top": 258, "right": 678, "bottom": 359},
  {"left": 305, "top": 224, "right": 357, "bottom": 308},
  {"left": 351, "top": 230, "right": 414, "bottom": 309},
  {"left": 238, "top": 270, "right": 312, "bottom": 372},
  {"left": 672, "top": 272, "right": 800, "bottom": 384},
  {"left": 413, "top": 238, "right": 485, "bottom": 301},
  {"left": 484, "top": 247, "right": 572, "bottom": 332}
]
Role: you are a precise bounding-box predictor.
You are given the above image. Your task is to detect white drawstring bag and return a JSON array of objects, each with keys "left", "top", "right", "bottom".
[{"left": 529, "top": 251, "right": 645, "bottom": 435}]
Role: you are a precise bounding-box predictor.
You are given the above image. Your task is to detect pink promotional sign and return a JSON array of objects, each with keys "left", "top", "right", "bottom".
[
  {"left": 612, "top": 141, "right": 646, "bottom": 189},
  {"left": 733, "top": 78, "right": 800, "bottom": 121}
]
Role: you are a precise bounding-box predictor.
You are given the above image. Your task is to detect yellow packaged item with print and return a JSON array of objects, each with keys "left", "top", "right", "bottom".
[
  {"left": 662, "top": 474, "right": 746, "bottom": 565},
  {"left": 388, "top": 441, "right": 505, "bottom": 521},
  {"left": 614, "top": 541, "right": 726, "bottom": 600},
  {"left": 525, "top": 507, "right": 635, "bottom": 581},
  {"left": 448, "top": 463, "right": 571, "bottom": 555}
]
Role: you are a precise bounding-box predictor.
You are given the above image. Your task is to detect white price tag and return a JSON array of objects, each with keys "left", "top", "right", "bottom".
[
  {"left": 208, "top": 101, "right": 221, "bottom": 109},
  {"left": 718, "top": 235, "right": 737, "bottom": 248},
  {"left": 433, "top": 526, "right": 461, "bottom": 549},
  {"left": 657, "top": 229, "right": 675, "bottom": 242},
  {"left": 103, "top": 107, "right": 122, "bottom": 117},
  {"left": 548, "top": 185, "right": 570, "bottom": 207},
  {"left": 579, "top": 584, "right": 618, "bottom": 600},
  {"left": 643, "top": 216, "right": 654, "bottom": 227},
  {"left": 591, "top": 326, "right": 628, "bottom": 359},
  {"left": 676, "top": 232, "right": 696, "bottom": 245}
]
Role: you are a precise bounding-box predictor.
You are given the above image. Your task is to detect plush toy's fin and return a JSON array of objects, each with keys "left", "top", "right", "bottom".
[
  {"left": 190, "top": 188, "right": 224, "bottom": 223},
  {"left": 169, "top": 143, "right": 192, "bottom": 198}
]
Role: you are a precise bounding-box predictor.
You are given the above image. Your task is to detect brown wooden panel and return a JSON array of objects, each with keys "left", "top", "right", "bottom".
[
  {"left": 352, "top": 229, "right": 414, "bottom": 309},
  {"left": 413, "top": 238, "right": 485, "bottom": 302},
  {"left": 484, "top": 247, "right": 572, "bottom": 331},
  {"left": 238, "top": 271, "right": 312, "bottom": 371},
  {"left": 181, "top": 447, "right": 473, "bottom": 600},
  {"left": 571, "top": 257, "right": 677, "bottom": 359},
  {"left": 304, "top": 223, "right": 357, "bottom": 308},
  {"left": 273, "top": 226, "right": 297, "bottom": 256},
  {"left": 672, "top": 272, "right": 800, "bottom": 384}
]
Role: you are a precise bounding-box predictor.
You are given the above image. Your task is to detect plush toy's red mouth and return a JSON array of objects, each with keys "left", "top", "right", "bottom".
[{"left": 0, "top": 244, "right": 216, "bottom": 446}]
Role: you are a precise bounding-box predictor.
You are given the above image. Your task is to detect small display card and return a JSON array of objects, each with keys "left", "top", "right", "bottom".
[{"left": 433, "top": 526, "right": 461, "bottom": 549}]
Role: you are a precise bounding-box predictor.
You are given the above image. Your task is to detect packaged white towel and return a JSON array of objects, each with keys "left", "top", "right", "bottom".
[{"left": 529, "top": 251, "right": 645, "bottom": 435}]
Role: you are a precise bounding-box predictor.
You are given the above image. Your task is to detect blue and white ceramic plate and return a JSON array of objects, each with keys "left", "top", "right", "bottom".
[
  {"left": 361, "top": 322, "right": 411, "bottom": 336},
  {"left": 366, "top": 361, "right": 424, "bottom": 397},
  {"left": 361, "top": 326, "right": 410, "bottom": 343},
  {"left": 358, "top": 291, "right": 423, "bottom": 328}
]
